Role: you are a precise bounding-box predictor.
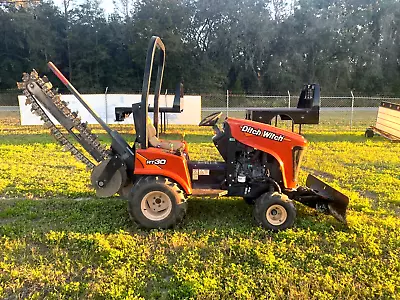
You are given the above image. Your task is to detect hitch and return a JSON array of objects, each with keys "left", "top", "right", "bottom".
[{"left": 289, "top": 174, "right": 349, "bottom": 224}]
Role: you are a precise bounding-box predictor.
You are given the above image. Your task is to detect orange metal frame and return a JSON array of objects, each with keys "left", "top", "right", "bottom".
[
  {"left": 134, "top": 148, "right": 192, "bottom": 194},
  {"left": 134, "top": 117, "right": 307, "bottom": 194}
]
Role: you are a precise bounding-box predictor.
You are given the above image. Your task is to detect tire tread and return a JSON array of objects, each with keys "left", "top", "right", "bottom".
[
  {"left": 253, "top": 192, "right": 296, "bottom": 231},
  {"left": 128, "top": 176, "right": 187, "bottom": 229}
]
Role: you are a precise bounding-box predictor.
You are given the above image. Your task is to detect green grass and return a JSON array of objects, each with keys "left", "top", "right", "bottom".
[{"left": 0, "top": 113, "right": 399, "bottom": 299}]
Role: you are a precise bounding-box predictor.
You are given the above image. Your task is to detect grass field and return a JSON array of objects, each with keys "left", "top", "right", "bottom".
[{"left": 0, "top": 111, "right": 399, "bottom": 299}]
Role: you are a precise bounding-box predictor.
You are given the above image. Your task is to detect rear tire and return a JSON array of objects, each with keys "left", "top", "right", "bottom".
[
  {"left": 118, "top": 182, "right": 133, "bottom": 198},
  {"left": 365, "top": 128, "right": 374, "bottom": 138},
  {"left": 128, "top": 176, "right": 187, "bottom": 229},
  {"left": 253, "top": 192, "right": 296, "bottom": 231}
]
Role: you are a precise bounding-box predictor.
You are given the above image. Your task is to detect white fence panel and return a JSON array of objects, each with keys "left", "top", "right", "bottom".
[{"left": 18, "top": 94, "right": 201, "bottom": 126}]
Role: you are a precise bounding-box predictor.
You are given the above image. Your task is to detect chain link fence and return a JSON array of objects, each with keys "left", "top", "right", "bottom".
[
  {"left": 2, "top": 89, "right": 400, "bottom": 130},
  {"left": 201, "top": 91, "right": 400, "bottom": 130},
  {"left": 0, "top": 89, "right": 19, "bottom": 109}
]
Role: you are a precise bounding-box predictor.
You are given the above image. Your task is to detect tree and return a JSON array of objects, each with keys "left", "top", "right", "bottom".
[
  {"left": 0, "top": 0, "right": 400, "bottom": 96},
  {"left": 69, "top": 0, "right": 108, "bottom": 91}
]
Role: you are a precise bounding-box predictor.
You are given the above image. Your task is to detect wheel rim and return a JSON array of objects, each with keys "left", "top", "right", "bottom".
[
  {"left": 141, "top": 191, "right": 172, "bottom": 221},
  {"left": 266, "top": 204, "right": 288, "bottom": 226}
]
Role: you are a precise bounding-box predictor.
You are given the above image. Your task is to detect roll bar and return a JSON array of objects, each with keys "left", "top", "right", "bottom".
[{"left": 139, "top": 36, "right": 166, "bottom": 149}]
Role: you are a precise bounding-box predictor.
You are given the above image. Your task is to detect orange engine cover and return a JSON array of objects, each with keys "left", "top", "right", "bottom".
[
  {"left": 134, "top": 148, "right": 192, "bottom": 194},
  {"left": 226, "top": 118, "right": 308, "bottom": 189}
]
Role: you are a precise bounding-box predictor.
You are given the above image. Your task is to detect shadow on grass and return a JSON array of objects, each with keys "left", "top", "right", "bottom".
[
  {"left": 2, "top": 130, "right": 384, "bottom": 147},
  {"left": 0, "top": 133, "right": 136, "bottom": 145},
  {"left": 1, "top": 132, "right": 213, "bottom": 145},
  {"left": 303, "top": 132, "right": 379, "bottom": 143},
  {"left": 0, "top": 196, "right": 346, "bottom": 237}
]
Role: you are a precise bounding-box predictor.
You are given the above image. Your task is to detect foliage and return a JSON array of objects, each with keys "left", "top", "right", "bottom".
[
  {"left": 2, "top": 0, "right": 400, "bottom": 96},
  {"left": 0, "top": 116, "right": 400, "bottom": 298}
]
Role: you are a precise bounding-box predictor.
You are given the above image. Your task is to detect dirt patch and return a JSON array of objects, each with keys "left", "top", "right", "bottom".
[
  {"left": 0, "top": 217, "right": 19, "bottom": 225},
  {"left": 302, "top": 167, "right": 335, "bottom": 181},
  {"left": 360, "top": 190, "right": 379, "bottom": 201},
  {"left": 359, "top": 190, "right": 400, "bottom": 215},
  {"left": 0, "top": 111, "right": 20, "bottom": 126}
]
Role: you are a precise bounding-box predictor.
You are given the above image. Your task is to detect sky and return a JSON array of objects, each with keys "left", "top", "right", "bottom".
[{"left": 52, "top": 0, "right": 116, "bottom": 15}]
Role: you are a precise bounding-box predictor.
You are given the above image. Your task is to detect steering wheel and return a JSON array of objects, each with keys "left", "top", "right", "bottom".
[{"left": 199, "top": 112, "right": 223, "bottom": 126}]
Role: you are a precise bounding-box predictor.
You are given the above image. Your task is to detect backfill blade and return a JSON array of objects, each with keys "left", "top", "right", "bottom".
[{"left": 306, "top": 174, "right": 349, "bottom": 223}]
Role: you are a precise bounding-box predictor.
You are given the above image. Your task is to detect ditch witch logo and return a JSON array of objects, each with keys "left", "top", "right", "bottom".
[{"left": 241, "top": 125, "right": 285, "bottom": 142}]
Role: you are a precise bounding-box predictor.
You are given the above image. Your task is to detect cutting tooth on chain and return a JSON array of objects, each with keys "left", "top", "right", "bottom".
[
  {"left": 43, "top": 122, "right": 52, "bottom": 129},
  {"left": 37, "top": 78, "right": 44, "bottom": 87},
  {"left": 22, "top": 73, "right": 30, "bottom": 82},
  {"left": 42, "top": 76, "right": 50, "bottom": 83},
  {"left": 63, "top": 144, "right": 73, "bottom": 151},
  {"left": 46, "top": 90, "right": 55, "bottom": 98},
  {"left": 30, "top": 70, "right": 38, "bottom": 80}
]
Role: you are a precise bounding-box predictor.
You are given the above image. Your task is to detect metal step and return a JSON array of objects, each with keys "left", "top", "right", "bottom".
[{"left": 191, "top": 189, "right": 228, "bottom": 197}]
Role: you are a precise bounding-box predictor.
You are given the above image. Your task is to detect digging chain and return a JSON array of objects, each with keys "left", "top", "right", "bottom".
[{"left": 17, "top": 70, "right": 110, "bottom": 170}]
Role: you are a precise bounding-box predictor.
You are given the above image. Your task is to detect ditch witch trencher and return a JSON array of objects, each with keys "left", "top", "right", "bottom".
[{"left": 17, "top": 36, "right": 349, "bottom": 230}]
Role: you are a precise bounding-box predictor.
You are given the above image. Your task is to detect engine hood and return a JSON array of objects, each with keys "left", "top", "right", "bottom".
[{"left": 226, "top": 117, "right": 308, "bottom": 188}]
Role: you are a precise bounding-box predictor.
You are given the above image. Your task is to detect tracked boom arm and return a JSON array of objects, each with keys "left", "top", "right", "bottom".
[
  {"left": 17, "top": 63, "right": 134, "bottom": 197},
  {"left": 46, "top": 62, "right": 134, "bottom": 169},
  {"left": 17, "top": 69, "right": 109, "bottom": 169}
]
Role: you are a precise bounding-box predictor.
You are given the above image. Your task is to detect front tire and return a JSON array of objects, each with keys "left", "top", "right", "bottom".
[
  {"left": 128, "top": 176, "right": 187, "bottom": 229},
  {"left": 253, "top": 192, "right": 296, "bottom": 231},
  {"left": 243, "top": 197, "right": 256, "bottom": 205}
]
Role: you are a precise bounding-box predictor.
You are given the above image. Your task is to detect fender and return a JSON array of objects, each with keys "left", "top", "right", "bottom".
[{"left": 134, "top": 148, "right": 192, "bottom": 194}]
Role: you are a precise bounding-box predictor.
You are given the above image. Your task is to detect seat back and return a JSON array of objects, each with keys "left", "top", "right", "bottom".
[
  {"left": 146, "top": 116, "right": 161, "bottom": 146},
  {"left": 132, "top": 103, "right": 144, "bottom": 144},
  {"left": 132, "top": 104, "right": 161, "bottom": 147}
]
